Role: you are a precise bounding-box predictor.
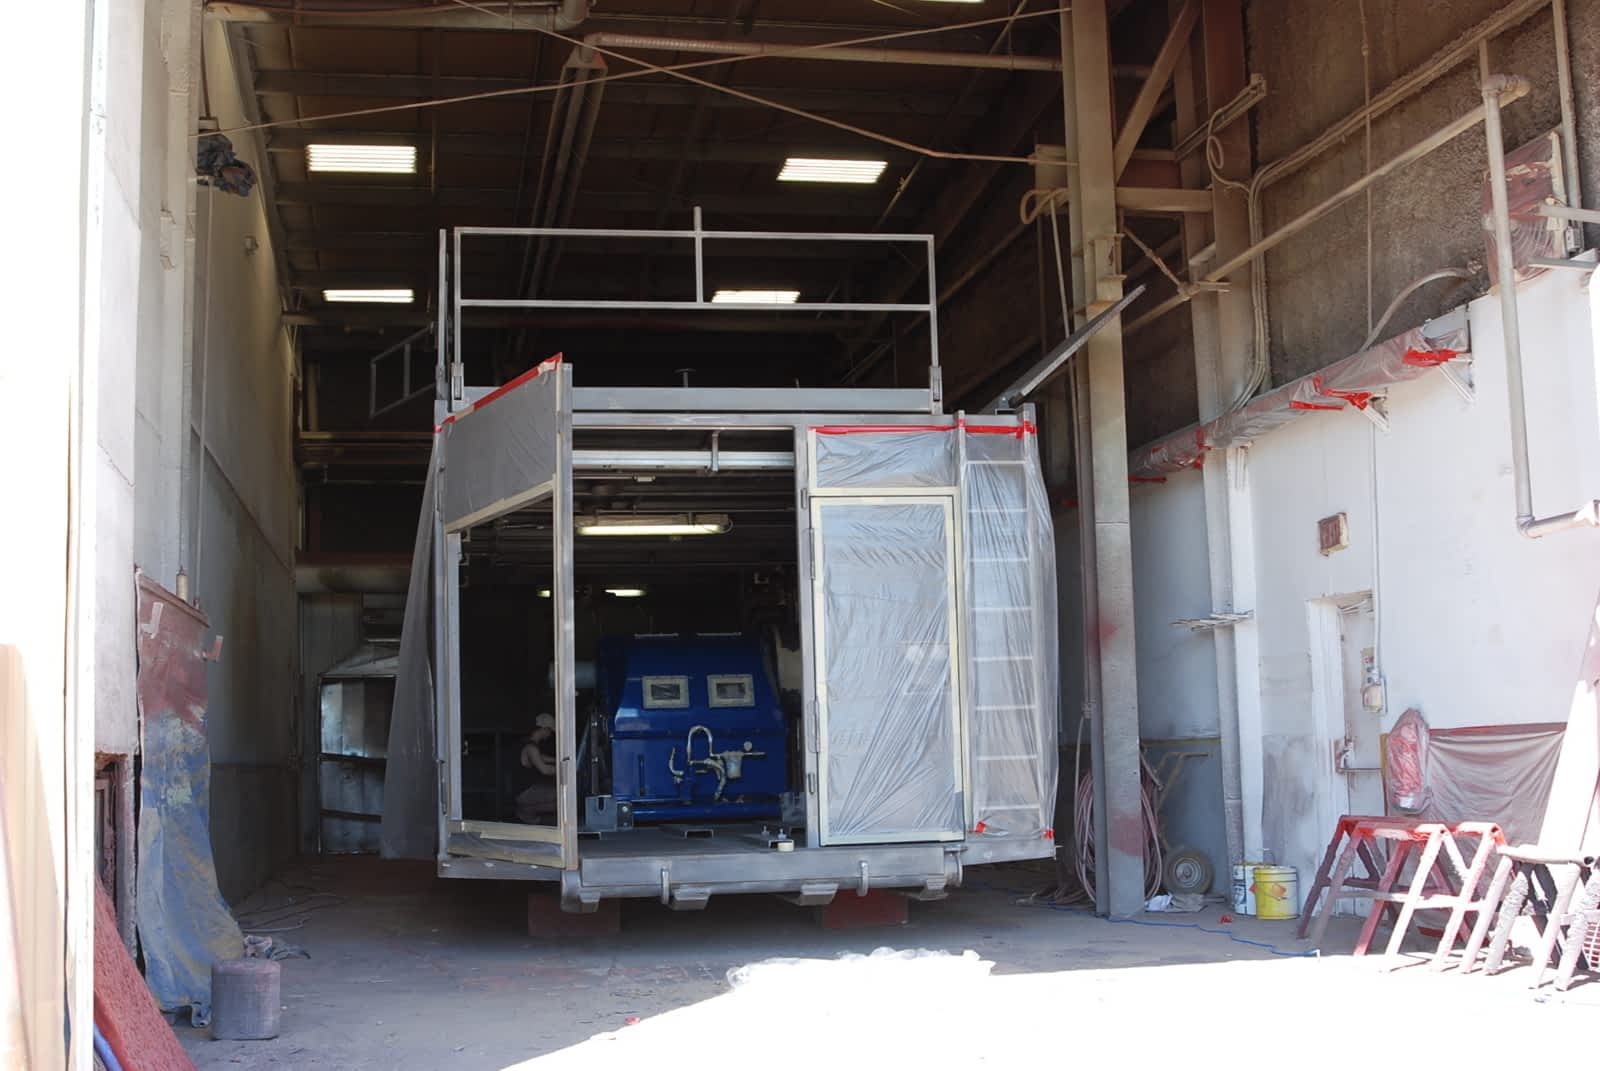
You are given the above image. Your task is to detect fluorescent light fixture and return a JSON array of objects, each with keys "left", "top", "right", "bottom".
[
  {"left": 306, "top": 143, "right": 417, "bottom": 174},
  {"left": 537, "top": 588, "right": 551, "bottom": 598},
  {"left": 577, "top": 513, "right": 731, "bottom": 537},
  {"left": 605, "top": 587, "right": 647, "bottom": 598},
  {"left": 710, "top": 289, "right": 800, "bottom": 305},
  {"left": 322, "top": 288, "right": 415, "bottom": 304},
  {"left": 778, "top": 157, "right": 888, "bottom": 184}
]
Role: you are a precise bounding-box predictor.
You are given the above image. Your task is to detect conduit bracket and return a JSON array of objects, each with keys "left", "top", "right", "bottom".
[
  {"left": 1436, "top": 361, "right": 1476, "bottom": 405},
  {"left": 1172, "top": 610, "right": 1253, "bottom": 632},
  {"left": 1357, "top": 396, "right": 1391, "bottom": 433}
]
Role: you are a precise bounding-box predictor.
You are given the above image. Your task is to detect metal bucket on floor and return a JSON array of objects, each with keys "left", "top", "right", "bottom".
[
  {"left": 1232, "top": 861, "right": 1266, "bottom": 915},
  {"left": 1252, "top": 865, "right": 1299, "bottom": 920},
  {"left": 211, "top": 958, "right": 281, "bottom": 1040}
]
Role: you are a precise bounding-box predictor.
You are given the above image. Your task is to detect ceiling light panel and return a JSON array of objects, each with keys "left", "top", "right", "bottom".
[
  {"left": 777, "top": 157, "right": 888, "bottom": 184},
  {"left": 306, "top": 143, "right": 418, "bottom": 174},
  {"left": 709, "top": 290, "right": 800, "bottom": 305},
  {"left": 322, "top": 288, "right": 415, "bottom": 304},
  {"left": 577, "top": 513, "right": 731, "bottom": 537}
]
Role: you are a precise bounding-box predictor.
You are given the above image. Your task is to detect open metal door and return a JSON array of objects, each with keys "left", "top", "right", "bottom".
[
  {"left": 809, "top": 496, "right": 965, "bottom": 844},
  {"left": 436, "top": 356, "right": 576, "bottom": 871}
]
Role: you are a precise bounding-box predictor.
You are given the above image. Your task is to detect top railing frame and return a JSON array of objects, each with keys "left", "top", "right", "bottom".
[{"left": 437, "top": 208, "right": 941, "bottom": 411}]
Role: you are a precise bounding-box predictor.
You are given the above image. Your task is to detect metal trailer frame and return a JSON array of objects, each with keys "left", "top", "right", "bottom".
[{"left": 428, "top": 223, "right": 1051, "bottom": 911}]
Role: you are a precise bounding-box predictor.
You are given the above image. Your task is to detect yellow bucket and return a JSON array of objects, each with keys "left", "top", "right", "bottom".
[{"left": 1253, "top": 865, "right": 1299, "bottom": 919}]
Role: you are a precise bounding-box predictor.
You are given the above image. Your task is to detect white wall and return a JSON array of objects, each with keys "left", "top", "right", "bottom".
[
  {"left": 193, "top": 17, "right": 301, "bottom": 900},
  {"left": 1128, "top": 469, "right": 1228, "bottom": 886},
  {"left": 1133, "top": 265, "right": 1600, "bottom": 889}
]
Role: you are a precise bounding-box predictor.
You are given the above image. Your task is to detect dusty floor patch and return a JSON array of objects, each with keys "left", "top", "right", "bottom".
[{"left": 180, "top": 858, "right": 1597, "bottom": 1069}]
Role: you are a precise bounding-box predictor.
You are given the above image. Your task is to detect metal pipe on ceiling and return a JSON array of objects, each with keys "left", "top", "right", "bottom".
[
  {"left": 582, "top": 31, "right": 1062, "bottom": 72},
  {"left": 1481, "top": 77, "right": 1600, "bottom": 539},
  {"left": 206, "top": 0, "right": 590, "bottom": 30},
  {"left": 1203, "top": 79, "right": 1530, "bottom": 284}
]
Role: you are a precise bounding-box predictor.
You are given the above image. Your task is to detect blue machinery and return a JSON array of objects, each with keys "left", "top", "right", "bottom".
[{"left": 592, "top": 634, "right": 788, "bottom": 826}]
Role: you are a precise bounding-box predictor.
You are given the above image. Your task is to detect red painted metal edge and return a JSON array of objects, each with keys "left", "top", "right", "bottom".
[{"left": 438, "top": 353, "right": 563, "bottom": 430}]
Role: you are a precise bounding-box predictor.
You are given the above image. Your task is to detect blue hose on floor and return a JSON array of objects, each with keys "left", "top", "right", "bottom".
[
  {"left": 94, "top": 1024, "right": 127, "bottom": 1071},
  {"left": 969, "top": 880, "right": 1318, "bottom": 958}
]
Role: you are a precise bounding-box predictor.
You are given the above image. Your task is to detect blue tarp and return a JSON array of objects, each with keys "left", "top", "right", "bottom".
[{"left": 134, "top": 575, "right": 242, "bottom": 1025}]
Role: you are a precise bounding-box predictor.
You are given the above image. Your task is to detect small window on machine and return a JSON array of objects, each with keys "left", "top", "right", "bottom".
[
  {"left": 642, "top": 676, "right": 690, "bottom": 709},
  {"left": 707, "top": 674, "right": 755, "bottom": 708}
]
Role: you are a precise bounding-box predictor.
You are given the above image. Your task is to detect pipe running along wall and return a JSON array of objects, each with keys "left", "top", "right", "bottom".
[
  {"left": 1480, "top": 77, "right": 1600, "bottom": 538},
  {"left": 581, "top": 31, "right": 1062, "bottom": 72}
]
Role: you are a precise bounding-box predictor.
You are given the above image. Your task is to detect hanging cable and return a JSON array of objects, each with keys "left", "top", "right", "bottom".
[{"left": 205, "top": 2, "right": 1068, "bottom": 164}]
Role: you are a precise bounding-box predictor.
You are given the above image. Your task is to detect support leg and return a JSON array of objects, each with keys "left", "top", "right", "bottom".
[
  {"left": 1307, "top": 833, "right": 1363, "bottom": 950},
  {"left": 1484, "top": 867, "right": 1531, "bottom": 974},
  {"left": 1528, "top": 864, "right": 1581, "bottom": 989},
  {"left": 1460, "top": 855, "right": 1514, "bottom": 974},
  {"left": 1382, "top": 832, "right": 1445, "bottom": 960},
  {"left": 1554, "top": 868, "right": 1599, "bottom": 991},
  {"left": 1431, "top": 834, "right": 1495, "bottom": 970},
  {"left": 1354, "top": 839, "right": 1410, "bottom": 956}
]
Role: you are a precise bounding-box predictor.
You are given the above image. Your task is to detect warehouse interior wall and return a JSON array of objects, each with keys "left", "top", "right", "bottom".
[{"left": 191, "top": 16, "right": 301, "bottom": 902}]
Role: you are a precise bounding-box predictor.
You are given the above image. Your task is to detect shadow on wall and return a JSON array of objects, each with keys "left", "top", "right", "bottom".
[{"left": 0, "top": 644, "right": 67, "bottom": 1070}]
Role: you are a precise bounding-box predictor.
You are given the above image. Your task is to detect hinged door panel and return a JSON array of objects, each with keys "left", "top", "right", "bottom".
[{"left": 810, "top": 496, "right": 965, "bottom": 844}]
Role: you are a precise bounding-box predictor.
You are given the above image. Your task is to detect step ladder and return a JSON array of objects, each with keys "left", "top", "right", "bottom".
[{"left": 959, "top": 431, "right": 1045, "bottom": 834}]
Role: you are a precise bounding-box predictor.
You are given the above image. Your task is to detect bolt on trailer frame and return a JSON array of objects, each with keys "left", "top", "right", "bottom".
[{"left": 416, "top": 218, "right": 1058, "bottom": 911}]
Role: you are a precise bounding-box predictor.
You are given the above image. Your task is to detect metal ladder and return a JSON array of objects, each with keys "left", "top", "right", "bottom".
[{"left": 960, "top": 435, "right": 1043, "bottom": 830}]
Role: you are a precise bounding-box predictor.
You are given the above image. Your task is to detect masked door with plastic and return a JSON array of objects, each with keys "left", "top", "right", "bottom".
[
  {"left": 811, "top": 498, "right": 965, "bottom": 844},
  {"left": 434, "top": 356, "right": 575, "bottom": 869}
]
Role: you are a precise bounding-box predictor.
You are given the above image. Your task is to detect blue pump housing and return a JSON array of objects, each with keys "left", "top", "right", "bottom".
[{"left": 598, "top": 634, "right": 787, "bottom": 823}]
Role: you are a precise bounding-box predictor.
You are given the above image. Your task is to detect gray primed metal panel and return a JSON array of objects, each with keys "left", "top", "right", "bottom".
[
  {"left": 576, "top": 842, "right": 955, "bottom": 895},
  {"left": 554, "top": 366, "right": 579, "bottom": 869},
  {"left": 438, "top": 369, "right": 560, "bottom": 531}
]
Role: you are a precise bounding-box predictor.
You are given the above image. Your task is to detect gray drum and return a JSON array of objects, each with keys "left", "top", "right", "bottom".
[{"left": 211, "top": 958, "right": 281, "bottom": 1040}]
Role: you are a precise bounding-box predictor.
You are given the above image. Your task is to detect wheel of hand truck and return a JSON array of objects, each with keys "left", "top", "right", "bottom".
[{"left": 1163, "top": 847, "right": 1213, "bottom": 896}]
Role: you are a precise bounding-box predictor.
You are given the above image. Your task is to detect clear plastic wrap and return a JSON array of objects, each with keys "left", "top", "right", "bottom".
[
  {"left": 808, "top": 419, "right": 1057, "bottom": 850},
  {"left": 1129, "top": 315, "right": 1471, "bottom": 478},
  {"left": 814, "top": 426, "right": 956, "bottom": 488},
  {"left": 962, "top": 424, "right": 1059, "bottom": 843},
  {"left": 816, "top": 499, "right": 965, "bottom": 840}
]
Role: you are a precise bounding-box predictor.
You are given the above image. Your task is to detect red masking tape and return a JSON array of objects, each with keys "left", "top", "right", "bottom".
[
  {"left": 438, "top": 353, "right": 564, "bottom": 429},
  {"left": 1402, "top": 346, "right": 1458, "bottom": 367}
]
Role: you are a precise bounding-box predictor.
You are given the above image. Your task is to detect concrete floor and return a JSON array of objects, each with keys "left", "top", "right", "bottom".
[{"left": 181, "top": 857, "right": 1598, "bottom": 1069}]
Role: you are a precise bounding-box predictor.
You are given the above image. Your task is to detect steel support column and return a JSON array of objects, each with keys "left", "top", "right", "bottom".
[
  {"left": 1172, "top": 0, "right": 1253, "bottom": 872},
  {"left": 1069, "top": 0, "right": 1144, "bottom": 917}
]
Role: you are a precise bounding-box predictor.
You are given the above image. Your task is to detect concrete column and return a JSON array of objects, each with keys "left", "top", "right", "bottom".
[{"left": 1070, "top": 0, "right": 1145, "bottom": 918}]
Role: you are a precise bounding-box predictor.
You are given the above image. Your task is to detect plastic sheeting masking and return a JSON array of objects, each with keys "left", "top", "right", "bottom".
[
  {"left": 963, "top": 428, "right": 1058, "bottom": 841},
  {"left": 808, "top": 420, "right": 1059, "bottom": 846},
  {"left": 816, "top": 501, "right": 964, "bottom": 839}
]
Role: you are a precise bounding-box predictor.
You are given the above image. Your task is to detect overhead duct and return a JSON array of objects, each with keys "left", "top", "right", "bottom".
[
  {"left": 1128, "top": 309, "right": 1472, "bottom": 479},
  {"left": 206, "top": 0, "right": 590, "bottom": 31},
  {"left": 582, "top": 31, "right": 1062, "bottom": 72}
]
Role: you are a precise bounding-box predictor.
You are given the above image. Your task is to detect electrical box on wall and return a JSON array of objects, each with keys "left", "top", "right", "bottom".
[{"left": 1318, "top": 512, "right": 1350, "bottom": 556}]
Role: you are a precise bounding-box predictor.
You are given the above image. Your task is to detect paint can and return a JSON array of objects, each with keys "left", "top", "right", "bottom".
[
  {"left": 1252, "top": 865, "right": 1299, "bottom": 920},
  {"left": 211, "top": 957, "right": 281, "bottom": 1040},
  {"left": 1231, "top": 862, "right": 1265, "bottom": 915}
]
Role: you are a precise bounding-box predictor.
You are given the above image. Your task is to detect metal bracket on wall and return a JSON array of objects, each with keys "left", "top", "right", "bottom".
[
  {"left": 1171, "top": 610, "right": 1253, "bottom": 632},
  {"left": 1357, "top": 396, "right": 1391, "bottom": 434},
  {"left": 1436, "top": 361, "right": 1476, "bottom": 405}
]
